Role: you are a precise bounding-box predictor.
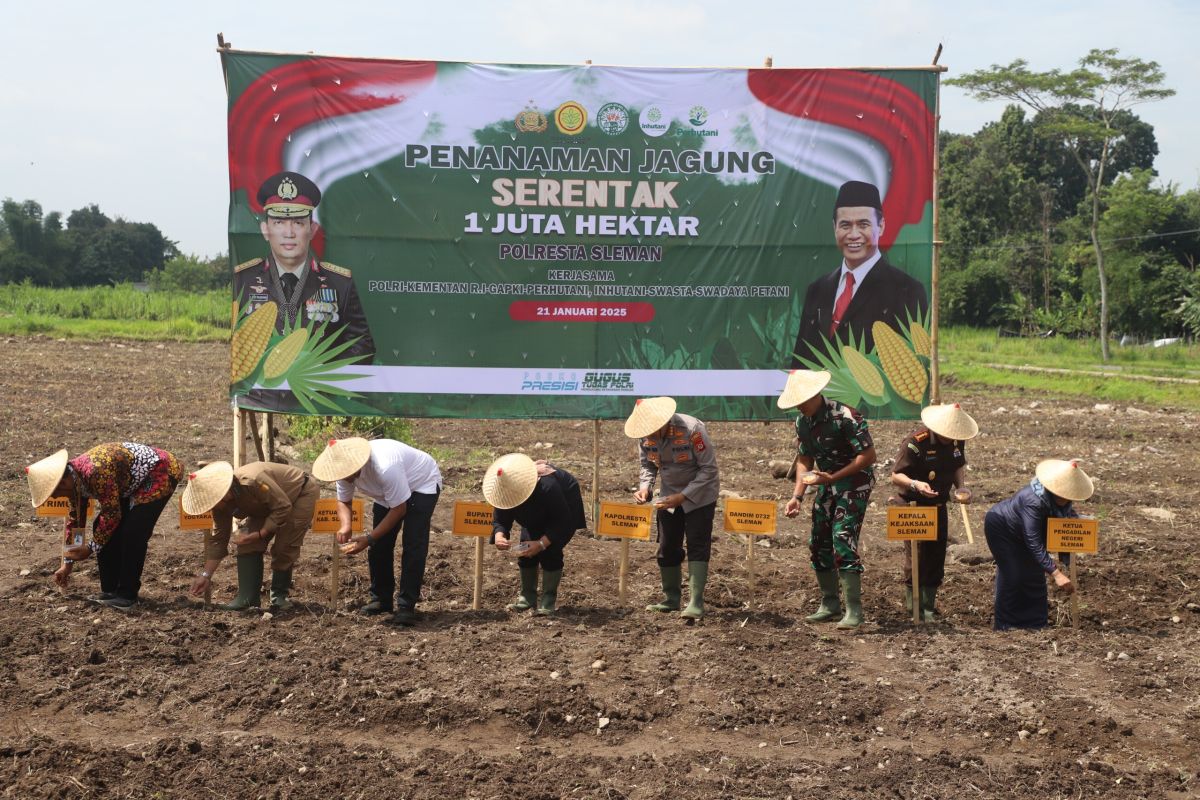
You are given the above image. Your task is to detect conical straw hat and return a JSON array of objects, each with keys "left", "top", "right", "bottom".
[
  {"left": 1035, "top": 459, "right": 1094, "bottom": 502},
  {"left": 920, "top": 403, "right": 979, "bottom": 441},
  {"left": 482, "top": 453, "right": 538, "bottom": 510},
  {"left": 181, "top": 461, "right": 235, "bottom": 515},
  {"left": 623, "top": 397, "right": 677, "bottom": 438},
  {"left": 312, "top": 437, "right": 372, "bottom": 482},
  {"left": 777, "top": 370, "right": 831, "bottom": 410},
  {"left": 26, "top": 449, "right": 69, "bottom": 508}
]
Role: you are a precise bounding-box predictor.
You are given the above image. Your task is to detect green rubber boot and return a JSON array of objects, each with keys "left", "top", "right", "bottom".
[
  {"left": 508, "top": 566, "right": 538, "bottom": 612},
  {"left": 904, "top": 585, "right": 913, "bottom": 613},
  {"left": 270, "top": 569, "right": 293, "bottom": 610},
  {"left": 646, "top": 565, "right": 682, "bottom": 612},
  {"left": 536, "top": 569, "right": 562, "bottom": 616},
  {"left": 805, "top": 570, "right": 842, "bottom": 623},
  {"left": 920, "top": 585, "right": 938, "bottom": 623},
  {"left": 836, "top": 571, "right": 864, "bottom": 630},
  {"left": 220, "top": 554, "right": 263, "bottom": 611},
  {"left": 681, "top": 561, "right": 708, "bottom": 620}
]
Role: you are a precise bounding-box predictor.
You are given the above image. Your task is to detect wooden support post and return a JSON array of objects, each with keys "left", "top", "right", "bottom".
[
  {"left": 232, "top": 408, "right": 244, "bottom": 468},
  {"left": 1069, "top": 558, "right": 1080, "bottom": 628},
  {"left": 911, "top": 541, "right": 922, "bottom": 625},
  {"left": 265, "top": 412, "right": 275, "bottom": 461},
  {"left": 330, "top": 535, "right": 341, "bottom": 609},
  {"left": 746, "top": 534, "right": 755, "bottom": 600},
  {"left": 959, "top": 502, "right": 974, "bottom": 545},
  {"left": 618, "top": 539, "right": 630, "bottom": 604},
  {"left": 245, "top": 410, "right": 266, "bottom": 462},
  {"left": 472, "top": 537, "right": 484, "bottom": 610},
  {"left": 592, "top": 419, "right": 601, "bottom": 528}
]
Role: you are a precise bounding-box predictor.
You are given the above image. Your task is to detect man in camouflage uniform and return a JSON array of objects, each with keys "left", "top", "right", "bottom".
[
  {"left": 625, "top": 396, "right": 720, "bottom": 621},
  {"left": 234, "top": 171, "right": 375, "bottom": 369},
  {"left": 780, "top": 370, "right": 876, "bottom": 629}
]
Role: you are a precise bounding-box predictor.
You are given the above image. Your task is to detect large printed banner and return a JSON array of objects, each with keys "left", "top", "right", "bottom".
[{"left": 222, "top": 52, "right": 937, "bottom": 419}]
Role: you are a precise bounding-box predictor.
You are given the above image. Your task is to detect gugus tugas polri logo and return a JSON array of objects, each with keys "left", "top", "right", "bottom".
[{"left": 596, "top": 102, "right": 630, "bottom": 135}]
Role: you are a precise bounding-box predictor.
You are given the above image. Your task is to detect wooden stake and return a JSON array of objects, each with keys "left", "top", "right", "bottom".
[
  {"left": 592, "top": 420, "right": 601, "bottom": 527},
  {"left": 911, "top": 541, "right": 922, "bottom": 625},
  {"left": 265, "top": 412, "right": 275, "bottom": 461},
  {"left": 618, "top": 539, "right": 630, "bottom": 604},
  {"left": 930, "top": 68, "right": 943, "bottom": 403},
  {"left": 1069, "top": 557, "right": 1079, "bottom": 628},
  {"left": 959, "top": 502, "right": 974, "bottom": 545},
  {"left": 330, "top": 535, "right": 341, "bottom": 609},
  {"left": 232, "top": 408, "right": 244, "bottom": 468},
  {"left": 746, "top": 534, "right": 755, "bottom": 600},
  {"left": 472, "top": 537, "right": 484, "bottom": 610}
]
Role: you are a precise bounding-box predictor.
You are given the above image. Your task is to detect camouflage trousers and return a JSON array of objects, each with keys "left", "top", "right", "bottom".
[{"left": 809, "top": 483, "right": 872, "bottom": 573}]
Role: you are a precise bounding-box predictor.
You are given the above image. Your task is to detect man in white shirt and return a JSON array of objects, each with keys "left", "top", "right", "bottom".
[{"left": 313, "top": 437, "right": 442, "bottom": 626}]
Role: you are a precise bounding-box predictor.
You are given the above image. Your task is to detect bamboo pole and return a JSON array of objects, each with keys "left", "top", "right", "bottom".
[
  {"left": 592, "top": 419, "right": 601, "bottom": 527},
  {"left": 746, "top": 534, "right": 755, "bottom": 601},
  {"left": 265, "top": 413, "right": 276, "bottom": 461},
  {"left": 232, "top": 408, "right": 244, "bottom": 468},
  {"left": 330, "top": 536, "right": 340, "bottom": 609},
  {"left": 959, "top": 502, "right": 974, "bottom": 545},
  {"left": 930, "top": 68, "right": 943, "bottom": 404}
]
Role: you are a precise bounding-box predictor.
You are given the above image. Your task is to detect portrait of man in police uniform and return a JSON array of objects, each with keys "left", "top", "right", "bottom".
[
  {"left": 234, "top": 171, "right": 375, "bottom": 366},
  {"left": 790, "top": 180, "right": 928, "bottom": 367}
]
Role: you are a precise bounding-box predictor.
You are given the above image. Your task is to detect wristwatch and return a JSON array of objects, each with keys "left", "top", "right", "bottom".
[{"left": 199, "top": 570, "right": 211, "bottom": 579}]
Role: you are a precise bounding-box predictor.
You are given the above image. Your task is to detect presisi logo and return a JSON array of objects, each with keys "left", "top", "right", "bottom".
[
  {"left": 582, "top": 371, "right": 634, "bottom": 391},
  {"left": 521, "top": 371, "right": 581, "bottom": 392}
]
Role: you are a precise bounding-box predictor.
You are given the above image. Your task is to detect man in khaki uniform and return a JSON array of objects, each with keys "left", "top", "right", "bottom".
[
  {"left": 624, "top": 396, "right": 720, "bottom": 621},
  {"left": 184, "top": 461, "right": 319, "bottom": 610}
]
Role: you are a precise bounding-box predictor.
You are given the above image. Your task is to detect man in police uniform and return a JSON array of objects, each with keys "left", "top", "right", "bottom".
[
  {"left": 625, "top": 396, "right": 720, "bottom": 621},
  {"left": 790, "top": 180, "right": 928, "bottom": 365},
  {"left": 890, "top": 403, "right": 978, "bottom": 621},
  {"left": 234, "top": 171, "right": 375, "bottom": 367},
  {"left": 780, "top": 370, "right": 876, "bottom": 629}
]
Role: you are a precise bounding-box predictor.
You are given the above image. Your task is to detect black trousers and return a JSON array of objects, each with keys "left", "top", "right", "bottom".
[
  {"left": 902, "top": 503, "right": 949, "bottom": 588},
  {"left": 95, "top": 492, "right": 174, "bottom": 601},
  {"left": 368, "top": 489, "right": 440, "bottom": 610},
  {"left": 655, "top": 502, "right": 715, "bottom": 567}
]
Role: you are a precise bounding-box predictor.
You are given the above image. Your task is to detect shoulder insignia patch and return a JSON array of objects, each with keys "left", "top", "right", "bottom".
[
  {"left": 235, "top": 257, "right": 264, "bottom": 273},
  {"left": 907, "top": 442, "right": 920, "bottom": 454},
  {"left": 319, "top": 261, "right": 352, "bottom": 277},
  {"left": 914, "top": 430, "right": 929, "bottom": 442}
]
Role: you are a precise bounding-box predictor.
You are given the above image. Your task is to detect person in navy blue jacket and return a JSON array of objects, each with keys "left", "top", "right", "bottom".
[{"left": 983, "top": 459, "right": 1094, "bottom": 630}]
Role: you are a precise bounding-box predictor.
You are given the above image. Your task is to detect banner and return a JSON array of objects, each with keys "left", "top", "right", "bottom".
[{"left": 222, "top": 53, "right": 937, "bottom": 420}]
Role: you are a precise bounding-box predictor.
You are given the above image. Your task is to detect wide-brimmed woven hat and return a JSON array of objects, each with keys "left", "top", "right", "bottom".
[
  {"left": 312, "top": 437, "right": 372, "bottom": 482},
  {"left": 1035, "top": 459, "right": 1094, "bottom": 502},
  {"left": 921, "top": 403, "right": 980, "bottom": 441},
  {"left": 777, "top": 370, "right": 831, "bottom": 409},
  {"left": 181, "top": 461, "right": 235, "bottom": 515},
  {"left": 26, "top": 449, "right": 69, "bottom": 508},
  {"left": 482, "top": 453, "right": 538, "bottom": 510},
  {"left": 623, "top": 397, "right": 678, "bottom": 439}
]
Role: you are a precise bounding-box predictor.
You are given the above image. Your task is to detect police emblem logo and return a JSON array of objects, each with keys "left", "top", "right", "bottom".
[
  {"left": 515, "top": 103, "right": 548, "bottom": 133},
  {"left": 277, "top": 177, "right": 298, "bottom": 200},
  {"left": 554, "top": 101, "right": 587, "bottom": 135},
  {"left": 596, "top": 102, "right": 629, "bottom": 135}
]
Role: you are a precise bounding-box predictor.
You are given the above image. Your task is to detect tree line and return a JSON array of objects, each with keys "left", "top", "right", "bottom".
[{"left": 0, "top": 199, "right": 227, "bottom": 292}]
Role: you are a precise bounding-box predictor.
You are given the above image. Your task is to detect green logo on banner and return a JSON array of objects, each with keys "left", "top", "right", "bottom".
[
  {"left": 688, "top": 105, "right": 708, "bottom": 126},
  {"left": 596, "top": 102, "right": 630, "bottom": 135}
]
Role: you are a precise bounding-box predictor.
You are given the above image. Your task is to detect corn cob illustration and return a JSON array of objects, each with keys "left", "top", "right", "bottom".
[
  {"left": 230, "top": 301, "right": 277, "bottom": 383},
  {"left": 841, "top": 346, "right": 886, "bottom": 402},
  {"left": 909, "top": 321, "right": 932, "bottom": 358},
  {"left": 873, "top": 321, "right": 927, "bottom": 403},
  {"left": 263, "top": 327, "right": 309, "bottom": 380}
]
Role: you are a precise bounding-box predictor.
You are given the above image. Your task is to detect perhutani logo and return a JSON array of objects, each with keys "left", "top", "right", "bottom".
[
  {"left": 554, "top": 101, "right": 588, "bottom": 135},
  {"left": 521, "top": 371, "right": 580, "bottom": 392},
  {"left": 582, "top": 371, "right": 635, "bottom": 391},
  {"left": 639, "top": 104, "right": 669, "bottom": 137},
  {"left": 515, "top": 102, "right": 548, "bottom": 133},
  {"left": 596, "top": 102, "right": 630, "bottom": 136},
  {"left": 688, "top": 105, "right": 708, "bottom": 126}
]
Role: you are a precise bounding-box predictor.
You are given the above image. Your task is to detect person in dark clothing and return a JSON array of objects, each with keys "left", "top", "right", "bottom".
[
  {"left": 984, "top": 459, "right": 1094, "bottom": 631},
  {"left": 486, "top": 454, "right": 587, "bottom": 616},
  {"left": 889, "top": 403, "right": 979, "bottom": 621}
]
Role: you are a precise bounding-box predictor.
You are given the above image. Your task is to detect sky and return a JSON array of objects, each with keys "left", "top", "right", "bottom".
[{"left": 4, "top": 0, "right": 1197, "bottom": 258}]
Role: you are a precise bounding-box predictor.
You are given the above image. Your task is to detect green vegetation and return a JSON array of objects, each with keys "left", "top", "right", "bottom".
[
  {"left": 0, "top": 282, "right": 229, "bottom": 340},
  {"left": 284, "top": 416, "right": 415, "bottom": 462}
]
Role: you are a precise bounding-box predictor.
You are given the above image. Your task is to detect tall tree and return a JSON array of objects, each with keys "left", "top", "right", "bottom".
[{"left": 949, "top": 49, "right": 1174, "bottom": 359}]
